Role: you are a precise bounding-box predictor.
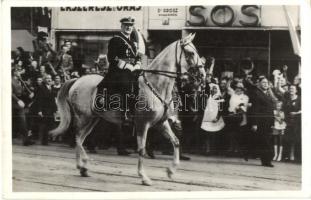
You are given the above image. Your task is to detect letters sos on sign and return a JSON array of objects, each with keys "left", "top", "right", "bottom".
[{"left": 187, "top": 5, "right": 261, "bottom": 27}]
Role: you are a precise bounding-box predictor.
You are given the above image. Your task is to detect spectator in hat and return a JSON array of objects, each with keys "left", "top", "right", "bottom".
[
  {"left": 13, "top": 47, "right": 31, "bottom": 70},
  {"left": 248, "top": 76, "right": 276, "bottom": 167},
  {"left": 33, "top": 31, "right": 56, "bottom": 66}
]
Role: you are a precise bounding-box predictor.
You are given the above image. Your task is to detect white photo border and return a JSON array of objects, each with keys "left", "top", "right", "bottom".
[{"left": 1, "top": 0, "right": 311, "bottom": 199}]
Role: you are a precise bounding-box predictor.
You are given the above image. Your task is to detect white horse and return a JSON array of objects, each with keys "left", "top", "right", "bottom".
[{"left": 50, "top": 33, "right": 204, "bottom": 186}]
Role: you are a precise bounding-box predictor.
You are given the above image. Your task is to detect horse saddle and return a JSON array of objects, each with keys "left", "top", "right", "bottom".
[{"left": 93, "top": 72, "right": 139, "bottom": 114}]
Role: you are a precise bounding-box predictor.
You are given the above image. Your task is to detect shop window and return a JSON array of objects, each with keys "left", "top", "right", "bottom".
[
  {"left": 56, "top": 32, "right": 116, "bottom": 67},
  {"left": 193, "top": 30, "right": 270, "bottom": 78}
]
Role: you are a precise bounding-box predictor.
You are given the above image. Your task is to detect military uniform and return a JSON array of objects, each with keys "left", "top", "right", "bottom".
[{"left": 97, "top": 19, "right": 141, "bottom": 113}]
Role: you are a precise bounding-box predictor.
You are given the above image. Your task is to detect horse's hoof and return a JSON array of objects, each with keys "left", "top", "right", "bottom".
[
  {"left": 142, "top": 179, "right": 153, "bottom": 186},
  {"left": 166, "top": 167, "right": 175, "bottom": 179},
  {"left": 80, "top": 167, "right": 89, "bottom": 177}
]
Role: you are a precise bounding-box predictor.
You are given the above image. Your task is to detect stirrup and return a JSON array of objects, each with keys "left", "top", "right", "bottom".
[{"left": 122, "top": 111, "right": 133, "bottom": 126}]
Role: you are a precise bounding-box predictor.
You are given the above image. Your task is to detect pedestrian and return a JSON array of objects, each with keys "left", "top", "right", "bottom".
[
  {"left": 249, "top": 76, "right": 276, "bottom": 167},
  {"left": 52, "top": 74, "right": 62, "bottom": 98},
  {"left": 32, "top": 31, "right": 56, "bottom": 67},
  {"left": 39, "top": 65, "right": 49, "bottom": 78},
  {"left": 35, "top": 74, "right": 57, "bottom": 145},
  {"left": 13, "top": 47, "right": 30, "bottom": 69},
  {"left": 272, "top": 101, "right": 286, "bottom": 161},
  {"left": 200, "top": 83, "right": 225, "bottom": 155},
  {"left": 284, "top": 85, "right": 301, "bottom": 161},
  {"left": 12, "top": 69, "right": 35, "bottom": 146},
  {"left": 56, "top": 45, "right": 73, "bottom": 81},
  {"left": 227, "top": 81, "right": 250, "bottom": 159},
  {"left": 218, "top": 78, "right": 231, "bottom": 155}
]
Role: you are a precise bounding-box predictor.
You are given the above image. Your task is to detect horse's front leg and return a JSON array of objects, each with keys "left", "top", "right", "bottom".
[
  {"left": 160, "top": 120, "right": 180, "bottom": 179},
  {"left": 136, "top": 123, "right": 153, "bottom": 186}
]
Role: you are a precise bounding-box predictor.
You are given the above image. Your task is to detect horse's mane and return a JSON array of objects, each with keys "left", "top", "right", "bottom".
[{"left": 147, "top": 41, "right": 177, "bottom": 70}]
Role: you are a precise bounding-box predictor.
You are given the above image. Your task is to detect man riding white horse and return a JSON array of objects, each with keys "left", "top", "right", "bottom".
[
  {"left": 95, "top": 17, "right": 142, "bottom": 120},
  {"left": 50, "top": 29, "right": 205, "bottom": 184}
]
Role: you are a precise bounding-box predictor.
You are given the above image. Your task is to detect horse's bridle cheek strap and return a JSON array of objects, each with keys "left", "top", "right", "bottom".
[{"left": 180, "top": 42, "right": 200, "bottom": 70}]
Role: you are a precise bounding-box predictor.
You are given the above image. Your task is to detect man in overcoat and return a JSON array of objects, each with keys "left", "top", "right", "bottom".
[{"left": 249, "top": 76, "right": 276, "bottom": 167}]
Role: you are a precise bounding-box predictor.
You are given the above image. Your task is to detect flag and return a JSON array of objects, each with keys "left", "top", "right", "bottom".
[{"left": 283, "top": 5, "right": 301, "bottom": 57}]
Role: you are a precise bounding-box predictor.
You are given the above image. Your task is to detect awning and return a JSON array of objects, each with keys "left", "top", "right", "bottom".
[{"left": 11, "top": 30, "right": 36, "bottom": 52}]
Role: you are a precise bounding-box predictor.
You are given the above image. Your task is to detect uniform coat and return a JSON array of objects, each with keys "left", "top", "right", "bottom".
[{"left": 99, "top": 32, "right": 141, "bottom": 108}]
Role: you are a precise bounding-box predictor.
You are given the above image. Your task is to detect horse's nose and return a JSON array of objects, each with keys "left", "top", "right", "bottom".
[
  {"left": 198, "top": 56, "right": 205, "bottom": 67},
  {"left": 198, "top": 67, "right": 206, "bottom": 80}
]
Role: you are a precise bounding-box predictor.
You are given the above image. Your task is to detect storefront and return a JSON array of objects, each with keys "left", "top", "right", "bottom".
[
  {"left": 182, "top": 5, "right": 300, "bottom": 80},
  {"left": 50, "top": 6, "right": 146, "bottom": 66},
  {"left": 147, "top": 7, "right": 185, "bottom": 58},
  {"left": 50, "top": 5, "right": 300, "bottom": 80}
]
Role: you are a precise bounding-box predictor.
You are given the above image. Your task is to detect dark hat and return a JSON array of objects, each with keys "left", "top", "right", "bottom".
[
  {"left": 120, "top": 17, "right": 135, "bottom": 25},
  {"left": 38, "top": 31, "right": 48, "bottom": 38}
]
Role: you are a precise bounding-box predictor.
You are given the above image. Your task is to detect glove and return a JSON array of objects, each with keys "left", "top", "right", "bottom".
[
  {"left": 133, "top": 64, "right": 141, "bottom": 71},
  {"left": 133, "top": 61, "right": 141, "bottom": 71},
  {"left": 124, "top": 63, "right": 135, "bottom": 72}
]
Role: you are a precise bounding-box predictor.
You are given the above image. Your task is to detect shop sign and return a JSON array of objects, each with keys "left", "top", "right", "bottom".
[
  {"left": 187, "top": 5, "right": 299, "bottom": 27},
  {"left": 187, "top": 5, "right": 261, "bottom": 27},
  {"left": 52, "top": 7, "right": 144, "bottom": 30},
  {"left": 60, "top": 6, "right": 142, "bottom": 12},
  {"left": 149, "top": 7, "right": 186, "bottom": 30}
]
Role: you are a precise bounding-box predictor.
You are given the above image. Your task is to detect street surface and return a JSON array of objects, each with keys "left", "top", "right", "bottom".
[{"left": 12, "top": 142, "right": 301, "bottom": 192}]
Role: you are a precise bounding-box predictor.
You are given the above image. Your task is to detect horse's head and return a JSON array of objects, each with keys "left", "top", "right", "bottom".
[{"left": 178, "top": 33, "right": 206, "bottom": 84}]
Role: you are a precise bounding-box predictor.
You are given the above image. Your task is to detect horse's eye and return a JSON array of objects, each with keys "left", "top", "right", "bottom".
[{"left": 187, "top": 52, "right": 194, "bottom": 57}]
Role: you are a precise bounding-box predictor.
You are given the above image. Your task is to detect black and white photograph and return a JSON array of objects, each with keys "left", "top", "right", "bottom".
[{"left": 1, "top": 0, "right": 311, "bottom": 199}]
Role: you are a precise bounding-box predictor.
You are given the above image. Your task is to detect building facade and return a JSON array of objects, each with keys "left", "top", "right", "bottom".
[{"left": 12, "top": 5, "right": 301, "bottom": 80}]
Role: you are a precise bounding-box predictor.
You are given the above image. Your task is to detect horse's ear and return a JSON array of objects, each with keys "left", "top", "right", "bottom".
[
  {"left": 190, "top": 33, "right": 196, "bottom": 42},
  {"left": 181, "top": 33, "right": 195, "bottom": 46}
]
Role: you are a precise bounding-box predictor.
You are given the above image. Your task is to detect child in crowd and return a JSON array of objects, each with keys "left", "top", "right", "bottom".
[{"left": 272, "top": 101, "right": 286, "bottom": 161}]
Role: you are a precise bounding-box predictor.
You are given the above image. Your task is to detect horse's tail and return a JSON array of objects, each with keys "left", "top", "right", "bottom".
[{"left": 49, "top": 78, "right": 77, "bottom": 137}]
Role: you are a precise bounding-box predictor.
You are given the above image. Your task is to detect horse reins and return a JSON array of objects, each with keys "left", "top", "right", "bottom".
[{"left": 140, "top": 40, "right": 200, "bottom": 124}]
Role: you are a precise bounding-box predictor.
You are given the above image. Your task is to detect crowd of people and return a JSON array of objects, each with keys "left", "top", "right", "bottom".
[
  {"left": 11, "top": 31, "right": 301, "bottom": 166},
  {"left": 11, "top": 32, "right": 99, "bottom": 146},
  {"left": 174, "top": 58, "right": 302, "bottom": 166}
]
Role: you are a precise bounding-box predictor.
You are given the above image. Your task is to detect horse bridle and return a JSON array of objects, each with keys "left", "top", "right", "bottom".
[
  {"left": 140, "top": 40, "right": 202, "bottom": 121},
  {"left": 141, "top": 40, "right": 200, "bottom": 78}
]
